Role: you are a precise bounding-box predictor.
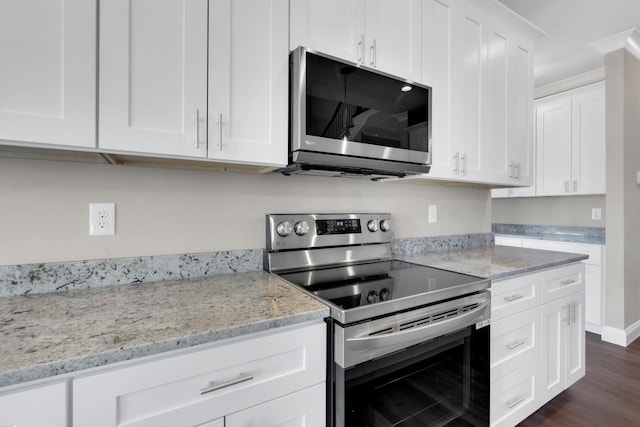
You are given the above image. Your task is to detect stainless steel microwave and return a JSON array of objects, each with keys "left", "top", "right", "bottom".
[{"left": 280, "top": 47, "right": 432, "bottom": 180}]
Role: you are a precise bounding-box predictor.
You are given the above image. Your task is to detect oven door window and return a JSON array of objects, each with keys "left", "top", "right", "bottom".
[{"left": 340, "top": 326, "right": 488, "bottom": 426}]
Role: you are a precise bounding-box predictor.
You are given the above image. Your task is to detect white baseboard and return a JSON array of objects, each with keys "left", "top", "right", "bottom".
[
  {"left": 585, "top": 322, "right": 602, "bottom": 335},
  {"left": 601, "top": 320, "right": 640, "bottom": 347}
]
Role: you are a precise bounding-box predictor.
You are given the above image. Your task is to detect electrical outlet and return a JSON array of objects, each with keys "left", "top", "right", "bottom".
[
  {"left": 428, "top": 205, "right": 437, "bottom": 223},
  {"left": 591, "top": 208, "right": 602, "bottom": 221},
  {"left": 90, "top": 203, "right": 115, "bottom": 236}
]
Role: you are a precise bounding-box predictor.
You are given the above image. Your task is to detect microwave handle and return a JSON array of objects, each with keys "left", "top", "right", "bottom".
[{"left": 345, "top": 300, "right": 489, "bottom": 351}]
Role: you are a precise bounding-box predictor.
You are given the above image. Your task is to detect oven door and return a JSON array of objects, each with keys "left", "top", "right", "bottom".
[{"left": 329, "top": 293, "right": 490, "bottom": 427}]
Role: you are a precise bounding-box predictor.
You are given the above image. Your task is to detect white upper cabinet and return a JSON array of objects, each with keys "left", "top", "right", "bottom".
[
  {"left": 0, "top": 0, "right": 96, "bottom": 148},
  {"left": 290, "top": 0, "right": 422, "bottom": 82},
  {"left": 536, "top": 82, "right": 605, "bottom": 196},
  {"left": 208, "top": 0, "right": 288, "bottom": 167},
  {"left": 424, "top": 0, "right": 540, "bottom": 185},
  {"left": 99, "top": 0, "right": 208, "bottom": 158}
]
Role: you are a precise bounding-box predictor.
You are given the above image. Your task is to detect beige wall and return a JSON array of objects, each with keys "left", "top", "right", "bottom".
[
  {"left": 492, "top": 195, "right": 606, "bottom": 226},
  {"left": 604, "top": 49, "right": 640, "bottom": 331},
  {"left": 0, "top": 157, "right": 492, "bottom": 266}
]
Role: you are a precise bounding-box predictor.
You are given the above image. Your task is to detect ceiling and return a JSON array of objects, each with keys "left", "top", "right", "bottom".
[{"left": 497, "top": 0, "right": 640, "bottom": 88}]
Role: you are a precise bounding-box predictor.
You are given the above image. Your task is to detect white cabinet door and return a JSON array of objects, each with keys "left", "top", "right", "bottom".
[
  {"left": 0, "top": 0, "right": 95, "bottom": 148},
  {"left": 540, "top": 291, "right": 585, "bottom": 405},
  {"left": 449, "top": 0, "right": 485, "bottom": 181},
  {"left": 226, "top": 383, "right": 325, "bottom": 427},
  {"left": 482, "top": 15, "right": 510, "bottom": 184},
  {"left": 290, "top": 0, "right": 366, "bottom": 63},
  {"left": 507, "top": 42, "right": 535, "bottom": 188},
  {"left": 365, "top": 0, "right": 422, "bottom": 82},
  {"left": 0, "top": 380, "right": 68, "bottom": 427},
  {"left": 99, "top": 0, "right": 208, "bottom": 158},
  {"left": 565, "top": 291, "right": 586, "bottom": 388},
  {"left": 540, "top": 296, "right": 566, "bottom": 404},
  {"left": 209, "top": 0, "right": 288, "bottom": 167},
  {"left": 535, "top": 96, "right": 572, "bottom": 195},
  {"left": 421, "top": 0, "right": 454, "bottom": 179},
  {"left": 572, "top": 84, "right": 606, "bottom": 195}
]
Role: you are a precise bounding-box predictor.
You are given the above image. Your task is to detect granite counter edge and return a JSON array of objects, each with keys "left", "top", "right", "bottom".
[
  {"left": 0, "top": 307, "right": 329, "bottom": 389},
  {"left": 488, "top": 254, "right": 589, "bottom": 281}
]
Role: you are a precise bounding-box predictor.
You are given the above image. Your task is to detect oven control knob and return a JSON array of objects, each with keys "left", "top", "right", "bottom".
[
  {"left": 294, "top": 221, "right": 310, "bottom": 236},
  {"left": 367, "top": 291, "right": 379, "bottom": 304},
  {"left": 276, "top": 221, "right": 292, "bottom": 237},
  {"left": 367, "top": 220, "right": 379, "bottom": 232},
  {"left": 380, "top": 288, "right": 391, "bottom": 301},
  {"left": 380, "top": 219, "right": 391, "bottom": 232}
]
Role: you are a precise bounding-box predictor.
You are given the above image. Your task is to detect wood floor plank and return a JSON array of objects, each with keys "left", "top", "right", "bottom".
[{"left": 518, "top": 333, "right": 640, "bottom": 426}]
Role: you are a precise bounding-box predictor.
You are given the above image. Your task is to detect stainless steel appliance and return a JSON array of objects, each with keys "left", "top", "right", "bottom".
[
  {"left": 265, "top": 213, "right": 490, "bottom": 427},
  {"left": 281, "top": 47, "right": 432, "bottom": 180}
]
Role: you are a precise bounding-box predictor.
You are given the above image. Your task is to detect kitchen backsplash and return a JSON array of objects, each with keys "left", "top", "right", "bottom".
[
  {"left": 0, "top": 249, "right": 262, "bottom": 297},
  {"left": 0, "top": 233, "right": 494, "bottom": 298}
]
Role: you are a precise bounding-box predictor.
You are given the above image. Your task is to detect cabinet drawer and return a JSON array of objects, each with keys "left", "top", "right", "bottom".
[
  {"left": 0, "top": 380, "right": 68, "bottom": 427},
  {"left": 490, "top": 359, "right": 541, "bottom": 427},
  {"left": 491, "top": 273, "right": 542, "bottom": 321},
  {"left": 542, "top": 263, "right": 585, "bottom": 303},
  {"left": 491, "top": 307, "right": 540, "bottom": 381},
  {"left": 73, "top": 322, "right": 326, "bottom": 427}
]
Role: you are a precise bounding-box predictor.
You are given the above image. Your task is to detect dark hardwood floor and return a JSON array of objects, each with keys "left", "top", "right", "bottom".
[{"left": 518, "top": 332, "right": 640, "bottom": 426}]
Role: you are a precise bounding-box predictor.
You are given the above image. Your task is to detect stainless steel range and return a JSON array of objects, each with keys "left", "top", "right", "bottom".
[{"left": 265, "top": 213, "right": 490, "bottom": 427}]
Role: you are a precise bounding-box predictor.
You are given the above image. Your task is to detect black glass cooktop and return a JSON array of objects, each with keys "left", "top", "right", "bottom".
[{"left": 278, "top": 260, "right": 489, "bottom": 324}]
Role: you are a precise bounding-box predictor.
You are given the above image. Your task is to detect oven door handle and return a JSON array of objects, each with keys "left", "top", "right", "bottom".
[{"left": 345, "top": 300, "right": 489, "bottom": 351}]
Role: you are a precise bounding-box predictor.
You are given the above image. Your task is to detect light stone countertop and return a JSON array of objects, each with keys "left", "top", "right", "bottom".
[
  {"left": 395, "top": 245, "right": 589, "bottom": 280},
  {"left": 0, "top": 271, "right": 328, "bottom": 388}
]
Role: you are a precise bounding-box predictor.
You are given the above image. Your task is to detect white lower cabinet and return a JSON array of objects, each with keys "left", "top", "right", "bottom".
[
  {"left": 73, "top": 321, "right": 326, "bottom": 427},
  {"left": 496, "top": 236, "right": 604, "bottom": 334},
  {"left": 490, "top": 263, "right": 585, "bottom": 426},
  {"left": 0, "top": 380, "right": 68, "bottom": 427}
]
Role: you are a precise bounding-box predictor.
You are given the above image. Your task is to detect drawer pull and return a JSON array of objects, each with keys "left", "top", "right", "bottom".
[
  {"left": 506, "top": 339, "right": 526, "bottom": 350},
  {"left": 200, "top": 373, "right": 254, "bottom": 395},
  {"left": 504, "top": 294, "right": 523, "bottom": 302},
  {"left": 560, "top": 279, "right": 576, "bottom": 286},
  {"left": 506, "top": 395, "right": 525, "bottom": 409}
]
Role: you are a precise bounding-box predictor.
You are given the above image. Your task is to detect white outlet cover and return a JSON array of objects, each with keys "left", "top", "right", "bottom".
[
  {"left": 90, "top": 203, "right": 115, "bottom": 236},
  {"left": 591, "top": 208, "right": 602, "bottom": 221},
  {"left": 428, "top": 205, "right": 437, "bottom": 223}
]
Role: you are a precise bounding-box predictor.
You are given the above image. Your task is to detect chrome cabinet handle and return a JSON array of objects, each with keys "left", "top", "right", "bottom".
[
  {"left": 573, "top": 180, "right": 578, "bottom": 192},
  {"left": 564, "top": 304, "right": 571, "bottom": 326},
  {"left": 461, "top": 153, "right": 467, "bottom": 175},
  {"left": 217, "top": 112, "right": 223, "bottom": 151},
  {"left": 194, "top": 108, "right": 200, "bottom": 148},
  {"left": 357, "top": 34, "right": 364, "bottom": 63},
  {"left": 200, "top": 373, "right": 254, "bottom": 395},
  {"left": 506, "top": 339, "right": 526, "bottom": 350},
  {"left": 506, "top": 396, "right": 525, "bottom": 409},
  {"left": 370, "top": 39, "right": 377, "bottom": 66},
  {"left": 560, "top": 279, "right": 576, "bottom": 286},
  {"left": 508, "top": 162, "right": 515, "bottom": 179},
  {"left": 572, "top": 301, "right": 576, "bottom": 324},
  {"left": 453, "top": 152, "right": 460, "bottom": 174},
  {"left": 565, "top": 180, "right": 570, "bottom": 192},
  {"left": 515, "top": 162, "right": 521, "bottom": 181},
  {"left": 504, "top": 294, "right": 523, "bottom": 302}
]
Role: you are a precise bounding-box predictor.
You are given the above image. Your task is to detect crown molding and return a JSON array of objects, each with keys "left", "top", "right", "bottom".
[{"left": 590, "top": 27, "right": 640, "bottom": 61}]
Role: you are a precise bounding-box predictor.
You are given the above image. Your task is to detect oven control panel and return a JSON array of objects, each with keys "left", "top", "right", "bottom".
[{"left": 266, "top": 213, "right": 393, "bottom": 252}]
